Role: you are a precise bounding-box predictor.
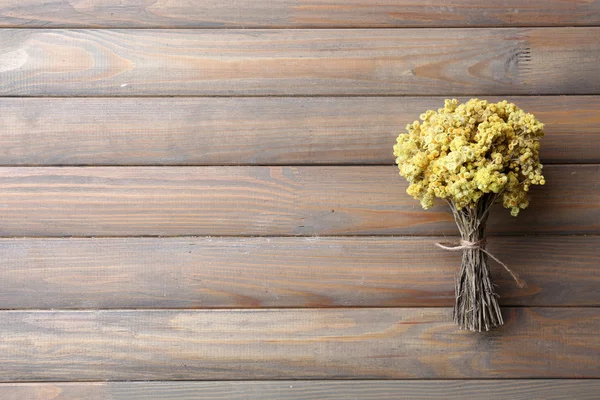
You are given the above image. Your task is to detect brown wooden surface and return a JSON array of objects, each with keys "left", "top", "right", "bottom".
[
  {"left": 0, "top": 165, "right": 595, "bottom": 237},
  {"left": 0, "top": 236, "right": 597, "bottom": 309},
  {"left": 1, "top": 28, "right": 599, "bottom": 96},
  {"left": 0, "top": 308, "right": 598, "bottom": 380},
  {"left": 1, "top": 0, "right": 598, "bottom": 391},
  {"left": 1, "top": 0, "right": 598, "bottom": 28},
  {"left": 1, "top": 96, "right": 598, "bottom": 165},
  {"left": 2, "top": 380, "right": 599, "bottom": 400}
]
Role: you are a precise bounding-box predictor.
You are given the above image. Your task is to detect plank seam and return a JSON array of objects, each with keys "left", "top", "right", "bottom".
[
  {"left": 1, "top": 25, "right": 600, "bottom": 30},
  {"left": 0, "top": 306, "right": 598, "bottom": 311},
  {"left": 1, "top": 306, "right": 598, "bottom": 312},
  {"left": 0, "top": 162, "right": 589, "bottom": 167},
  {"left": 1, "top": 378, "right": 600, "bottom": 383},
  {"left": 2, "top": 94, "right": 600, "bottom": 99},
  {"left": 0, "top": 234, "right": 597, "bottom": 239}
]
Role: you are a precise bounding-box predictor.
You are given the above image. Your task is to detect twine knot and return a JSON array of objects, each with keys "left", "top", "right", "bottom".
[{"left": 435, "top": 239, "right": 526, "bottom": 288}]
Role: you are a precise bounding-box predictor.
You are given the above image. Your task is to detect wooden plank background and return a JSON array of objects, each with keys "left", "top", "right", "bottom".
[
  {"left": 0, "top": 0, "right": 598, "bottom": 398},
  {"left": 0, "top": 308, "right": 598, "bottom": 380},
  {"left": 1, "top": 96, "right": 599, "bottom": 165},
  {"left": 0, "top": 165, "right": 595, "bottom": 236},
  {"left": 1, "top": 380, "right": 600, "bottom": 400},
  {"left": 0, "top": 236, "right": 597, "bottom": 309},
  {"left": 1, "top": 28, "right": 599, "bottom": 96},
  {"left": 1, "top": 0, "right": 599, "bottom": 28}
]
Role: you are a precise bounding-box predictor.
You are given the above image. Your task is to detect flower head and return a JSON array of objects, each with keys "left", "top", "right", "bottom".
[{"left": 393, "top": 99, "right": 545, "bottom": 216}]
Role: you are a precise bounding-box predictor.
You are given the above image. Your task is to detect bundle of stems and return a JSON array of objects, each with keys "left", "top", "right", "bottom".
[
  {"left": 446, "top": 193, "right": 524, "bottom": 332},
  {"left": 393, "top": 99, "right": 544, "bottom": 331}
]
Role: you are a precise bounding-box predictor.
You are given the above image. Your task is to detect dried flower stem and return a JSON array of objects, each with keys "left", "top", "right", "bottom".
[{"left": 449, "top": 194, "right": 503, "bottom": 332}]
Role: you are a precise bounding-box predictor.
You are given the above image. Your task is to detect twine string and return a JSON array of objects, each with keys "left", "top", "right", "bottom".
[{"left": 435, "top": 239, "right": 526, "bottom": 288}]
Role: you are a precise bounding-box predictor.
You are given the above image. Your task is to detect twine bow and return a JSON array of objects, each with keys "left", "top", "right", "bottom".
[{"left": 435, "top": 239, "right": 526, "bottom": 288}]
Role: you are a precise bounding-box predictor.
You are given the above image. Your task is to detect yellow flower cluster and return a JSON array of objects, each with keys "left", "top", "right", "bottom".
[{"left": 393, "top": 99, "right": 545, "bottom": 216}]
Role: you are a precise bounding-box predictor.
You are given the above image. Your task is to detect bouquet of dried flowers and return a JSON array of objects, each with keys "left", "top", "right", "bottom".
[{"left": 393, "top": 99, "right": 545, "bottom": 331}]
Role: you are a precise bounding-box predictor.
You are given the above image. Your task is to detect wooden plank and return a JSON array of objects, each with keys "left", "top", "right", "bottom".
[
  {"left": 1, "top": 0, "right": 599, "bottom": 28},
  {"left": 0, "top": 308, "right": 598, "bottom": 380},
  {"left": 1, "top": 28, "right": 599, "bottom": 96},
  {"left": 1, "top": 96, "right": 598, "bottom": 165},
  {"left": 0, "top": 165, "right": 595, "bottom": 237},
  {"left": 1, "top": 380, "right": 600, "bottom": 400},
  {"left": 0, "top": 236, "right": 597, "bottom": 309}
]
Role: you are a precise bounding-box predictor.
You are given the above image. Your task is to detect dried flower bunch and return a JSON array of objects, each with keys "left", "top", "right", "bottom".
[
  {"left": 394, "top": 98, "right": 545, "bottom": 216},
  {"left": 393, "top": 99, "right": 545, "bottom": 331}
]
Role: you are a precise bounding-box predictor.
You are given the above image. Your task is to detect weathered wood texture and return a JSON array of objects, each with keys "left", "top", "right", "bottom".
[
  {"left": 0, "top": 308, "right": 598, "bottom": 380},
  {"left": 0, "top": 236, "right": 597, "bottom": 309},
  {"left": 1, "top": 96, "right": 598, "bottom": 165},
  {"left": 1, "top": 28, "right": 599, "bottom": 96},
  {"left": 1, "top": 0, "right": 598, "bottom": 28},
  {"left": 0, "top": 0, "right": 597, "bottom": 392},
  {"left": 0, "top": 165, "right": 594, "bottom": 237},
  {"left": 2, "top": 380, "right": 599, "bottom": 400}
]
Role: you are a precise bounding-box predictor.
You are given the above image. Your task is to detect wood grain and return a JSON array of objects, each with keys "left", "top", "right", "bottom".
[
  {"left": 1, "top": 0, "right": 598, "bottom": 28},
  {"left": 0, "top": 236, "right": 597, "bottom": 309},
  {"left": 0, "top": 308, "right": 598, "bottom": 380},
  {"left": 0, "top": 165, "right": 595, "bottom": 237},
  {"left": 2, "top": 380, "right": 599, "bottom": 400},
  {"left": 1, "top": 96, "right": 598, "bottom": 165},
  {"left": 1, "top": 28, "right": 599, "bottom": 96}
]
